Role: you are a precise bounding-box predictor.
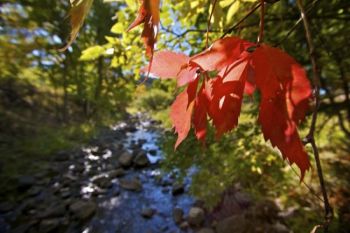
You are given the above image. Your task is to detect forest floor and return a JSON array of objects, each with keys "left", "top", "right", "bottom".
[{"left": 0, "top": 114, "right": 295, "bottom": 233}]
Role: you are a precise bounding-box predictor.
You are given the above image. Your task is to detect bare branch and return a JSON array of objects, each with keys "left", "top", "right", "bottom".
[{"left": 296, "top": 0, "right": 333, "bottom": 231}]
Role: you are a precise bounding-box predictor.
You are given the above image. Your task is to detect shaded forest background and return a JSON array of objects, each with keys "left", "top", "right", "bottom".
[{"left": 0, "top": 0, "right": 350, "bottom": 232}]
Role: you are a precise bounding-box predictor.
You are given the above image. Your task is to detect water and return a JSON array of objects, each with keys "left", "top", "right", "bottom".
[{"left": 84, "top": 115, "right": 195, "bottom": 233}]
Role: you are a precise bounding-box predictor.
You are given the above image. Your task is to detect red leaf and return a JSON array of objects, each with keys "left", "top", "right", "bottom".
[
  {"left": 252, "top": 45, "right": 312, "bottom": 177},
  {"left": 142, "top": 51, "right": 189, "bottom": 79},
  {"left": 171, "top": 86, "right": 195, "bottom": 149},
  {"left": 128, "top": 0, "right": 160, "bottom": 57},
  {"left": 259, "top": 96, "right": 310, "bottom": 179},
  {"left": 191, "top": 37, "right": 253, "bottom": 72},
  {"left": 193, "top": 81, "right": 210, "bottom": 142},
  {"left": 209, "top": 59, "right": 250, "bottom": 138}
]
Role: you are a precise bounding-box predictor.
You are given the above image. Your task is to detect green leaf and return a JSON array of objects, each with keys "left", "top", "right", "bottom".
[
  {"left": 80, "top": 45, "right": 105, "bottom": 61},
  {"left": 111, "top": 22, "right": 125, "bottom": 34}
]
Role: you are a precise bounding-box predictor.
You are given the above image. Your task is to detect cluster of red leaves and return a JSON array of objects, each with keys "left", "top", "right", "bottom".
[
  {"left": 127, "top": 0, "right": 160, "bottom": 57},
  {"left": 144, "top": 37, "right": 312, "bottom": 178}
]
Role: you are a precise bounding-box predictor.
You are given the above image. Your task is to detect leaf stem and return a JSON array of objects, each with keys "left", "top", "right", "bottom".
[{"left": 296, "top": 0, "right": 333, "bottom": 231}]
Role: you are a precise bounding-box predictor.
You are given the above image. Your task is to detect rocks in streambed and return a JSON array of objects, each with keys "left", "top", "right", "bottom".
[
  {"left": 93, "top": 176, "right": 112, "bottom": 189},
  {"left": 108, "top": 168, "right": 125, "bottom": 178},
  {"left": 215, "top": 215, "right": 248, "bottom": 233},
  {"left": 197, "top": 228, "right": 215, "bottom": 233},
  {"left": 69, "top": 201, "right": 96, "bottom": 221},
  {"left": 141, "top": 207, "right": 156, "bottom": 218},
  {"left": 133, "top": 151, "right": 150, "bottom": 168},
  {"left": 53, "top": 150, "right": 70, "bottom": 162},
  {"left": 38, "top": 218, "right": 61, "bottom": 233},
  {"left": 188, "top": 207, "right": 205, "bottom": 227},
  {"left": 172, "top": 183, "right": 185, "bottom": 196},
  {"left": 17, "top": 175, "right": 36, "bottom": 190},
  {"left": 0, "top": 202, "right": 14, "bottom": 213},
  {"left": 214, "top": 212, "right": 290, "bottom": 233},
  {"left": 173, "top": 207, "right": 184, "bottom": 224},
  {"left": 119, "top": 177, "right": 142, "bottom": 192},
  {"left": 118, "top": 151, "right": 134, "bottom": 168},
  {"left": 27, "top": 186, "right": 42, "bottom": 197},
  {"left": 37, "top": 204, "right": 66, "bottom": 219}
]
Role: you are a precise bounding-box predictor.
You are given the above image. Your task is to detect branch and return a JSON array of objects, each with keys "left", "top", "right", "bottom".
[
  {"left": 206, "top": 0, "right": 218, "bottom": 48},
  {"left": 275, "top": 0, "right": 320, "bottom": 47},
  {"left": 296, "top": 0, "right": 333, "bottom": 231},
  {"left": 221, "top": 1, "right": 262, "bottom": 38},
  {"left": 257, "top": 0, "right": 265, "bottom": 44}
]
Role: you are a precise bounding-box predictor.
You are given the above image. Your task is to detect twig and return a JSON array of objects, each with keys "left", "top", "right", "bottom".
[
  {"left": 257, "top": 0, "right": 265, "bottom": 44},
  {"left": 289, "top": 165, "right": 324, "bottom": 203},
  {"left": 296, "top": 0, "right": 333, "bottom": 231},
  {"left": 275, "top": 0, "right": 319, "bottom": 47},
  {"left": 206, "top": 0, "right": 218, "bottom": 48},
  {"left": 221, "top": 2, "right": 262, "bottom": 38}
]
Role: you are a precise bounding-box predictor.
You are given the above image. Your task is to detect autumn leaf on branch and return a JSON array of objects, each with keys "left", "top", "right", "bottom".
[
  {"left": 127, "top": 0, "right": 160, "bottom": 58},
  {"left": 60, "top": 0, "right": 94, "bottom": 51},
  {"left": 143, "top": 36, "right": 312, "bottom": 178}
]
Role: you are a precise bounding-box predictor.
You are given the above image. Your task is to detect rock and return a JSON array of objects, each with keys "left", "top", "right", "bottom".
[
  {"left": 112, "top": 142, "right": 123, "bottom": 151},
  {"left": 197, "top": 228, "right": 215, "bottom": 233},
  {"left": 161, "top": 225, "right": 169, "bottom": 232},
  {"left": 54, "top": 151, "right": 70, "bottom": 161},
  {"left": 0, "top": 202, "right": 14, "bottom": 213},
  {"left": 161, "top": 178, "right": 173, "bottom": 187},
  {"left": 11, "top": 224, "right": 32, "bottom": 233},
  {"left": 269, "top": 222, "right": 290, "bottom": 233},
  {"left": 173, "top": 207, "right": 184, "bottom": 224},
  {"left": 38, "top": 218, "right": 61, "bottom": 233},
  {"left": 148, "top": 149, "right": 157, "bottom": 156},
  {"left": 93, "top": 176, "right": 112, "bottom": 189},
  {"left": 27, "top": 186, "right": 42, "bottom": 197},
  {"left": 179, "top": 221, "right": 189, "bottom": 230},
  {"left": 188, "top": 207, "right": 205, "bottom": 227},
  {"left": 91, "top": 148, "right": 106, "bottom": 156},
  {"left": 73, "top": 165, "right": 85, "bottom": 174},
  {"left": 141, "top": 207, "right": 156, "bottom": 218},
  {"left": 60, "top": 189, "right": 72, "bottom": 199},
  {"left": 119, "top": 178, "right": 142, "bottom": 192},
  {"left": 133, "top": 152, "right": 150, "bottom": 168},
  {"left": 234, "top": 191, "right": 252, "bottom": 207},
  {"left": 111, "top": 188, "right": 120, "bottom": 196},
  {"left": 125, "top": 125, "right": 137, "bottom": 132},
  {"left": 254, "top": 199, "right": 280, "bottom": 221},
  {"left": 118, "top": 152, "right": 134, "bottom": 168},
  {"left": 172, "top": 183, "right": 185, "bottom": 195},
  {"left": 38, "top": 204, "right": 66, "bottom": 219},
  {"left": 138, "top": 139, "right": 147, "bottom": 145},
  {"left": 108, "top": 168, "right": 125, "bottom": 178},
  {"left": 69, "top": 201, "right": 96, "bottom": 220},
  {"left": 17, "top": 175, "right": 36, "bottom": 190},
  {"left": 216, "top": 215, "right": 248, "bottom": 233},
  {"left": 162, "top": 188, "right": 169, "bottom": 194}
]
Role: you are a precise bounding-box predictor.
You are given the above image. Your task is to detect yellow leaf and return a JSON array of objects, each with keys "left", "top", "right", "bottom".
[
  {"left": 60, "top": 0, "right": 94, "bottom": 51},
  {"left": 219, "top": 0, "right": 235, "bottom": 8},
  {"left": 226, "top": 0, "right": 240, "bottom": 24}
]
